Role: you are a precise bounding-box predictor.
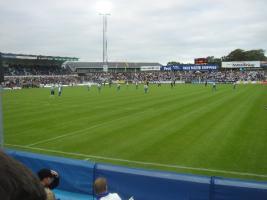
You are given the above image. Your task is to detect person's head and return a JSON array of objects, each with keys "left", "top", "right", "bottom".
[
  {"left": 0, "top": 150, "right": 46, "bottom": 200},
  {"left": 38, "top": 169, "right": 59, "bottom": 189},
  {"left": 94, "top": 177, "right": 108, "bottom": 195}
]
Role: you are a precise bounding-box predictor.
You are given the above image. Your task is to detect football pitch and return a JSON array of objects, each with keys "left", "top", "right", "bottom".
[{"left": 3, "top": 84, "right": 267, "bottom": 181}]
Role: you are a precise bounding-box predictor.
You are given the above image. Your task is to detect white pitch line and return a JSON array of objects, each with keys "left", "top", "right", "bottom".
[
  {"left": 5, "top": 143, "right": 267, "bottom": 179},
  {"left": 27, "top": 123, "right": 104, "bottom": 147},
  {"left": 27, "top": 110, "right": 147, "bottom": 147},
  {"left": 9, "top": 107, "right": 138, "bottom": 138}
]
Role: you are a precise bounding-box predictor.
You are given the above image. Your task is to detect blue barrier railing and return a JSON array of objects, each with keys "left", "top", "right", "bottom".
[{"left": 6, "top": 149, "right": 267, "bottom": 200}]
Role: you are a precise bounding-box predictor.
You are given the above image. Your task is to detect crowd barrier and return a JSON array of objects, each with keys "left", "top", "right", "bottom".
[{"left": 5, "top": 149, "right": 267, "bottom": 200}]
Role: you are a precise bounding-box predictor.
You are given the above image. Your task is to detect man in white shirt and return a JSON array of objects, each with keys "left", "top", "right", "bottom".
[
  {"left": 58, "top": 84, "right": 62, "bottom": 96},
  {"left": 135, "top": 81, "right": 138, "bottom": 89},
  {"left": 94, "top": 177, "right": 121, "bottom": 200},
  {"left": 50, "top": 84, "right": 55, "bottom": 96},
  {"left": 144, "top": 84, "right": 148, "bottom": 94},
  {"left": 212, "top": 82, "right": 216, "bottom": 92},
  {"left": 233, "top": 82, "right": 237, "bottom": 90},
  {"left": 87, "top": 83, "right": 91, "bottom": 91},
  {"left": 98, "top": 83, "right": 102, "bottom": 93},
  {"left": 117, "top": 83, "right": 121, "bottom": 91}
]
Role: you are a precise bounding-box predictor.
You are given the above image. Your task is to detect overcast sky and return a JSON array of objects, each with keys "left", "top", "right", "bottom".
[{"left": 0, "top": 0, "right": 266, "bottom": 64}]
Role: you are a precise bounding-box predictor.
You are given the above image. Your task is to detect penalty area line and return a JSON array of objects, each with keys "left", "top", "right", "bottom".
[{"left": 5, "top": 143, "right": 267, "bottom": 179}]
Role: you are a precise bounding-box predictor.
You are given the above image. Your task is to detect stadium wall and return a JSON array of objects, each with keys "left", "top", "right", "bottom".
[{"left": 5, "top": 149, "right": 267, "bottom": 200}]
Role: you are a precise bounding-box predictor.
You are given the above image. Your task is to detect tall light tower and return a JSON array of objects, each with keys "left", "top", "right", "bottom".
[
  {"left": 96, "top": 1, "right": 112, "bottom": 72},
  {"left": 0, "top": 53, "right": 4, "bottom": 149},
  {"left": 99, "top": 13, "right": 110, "bottom": 72}
]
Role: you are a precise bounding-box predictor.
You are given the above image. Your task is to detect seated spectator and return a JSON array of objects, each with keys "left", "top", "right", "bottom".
[
  {"left": 94, "top": 177, "right": 122, "bottom": 200},
  {"left": 0, "top": 150, "right": 46, "bottom": 200},
  {"left": 38, "top": 168, "right": 60, "bottom": 200}
]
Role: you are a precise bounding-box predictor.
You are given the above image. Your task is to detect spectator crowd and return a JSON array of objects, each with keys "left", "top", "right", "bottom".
[
  {"left": 2, "top": 64, "right": 266, "bottom": 88},
  {"left": 4, "top": 64, "right": 71, "bottom": 76},
  {"left": 83, "top": 70, "right": 266, "bottom": 83},
  {"left": 0, "top": 150, "right": 122, "bottom": 200}
]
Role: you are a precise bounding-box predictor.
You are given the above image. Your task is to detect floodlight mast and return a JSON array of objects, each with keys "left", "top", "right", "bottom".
[
  {"left": 0, "top": 87, "right": 3, "bottom": 149},
  {"left": 0, "top": 53, "right": 3, "bottom": 149},
  {"left": 99, "top": 13, "right": 110, "bottom": 72}
]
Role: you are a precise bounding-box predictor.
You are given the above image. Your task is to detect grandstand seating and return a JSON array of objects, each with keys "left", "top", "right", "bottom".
[
  {"left": 2, "top": 58, "right": 266, "bottom": 89},
  {"left": 3, "top": 70, "right": 267, "bottom": 88},
  {"left": 65, "top": 62, "right": 162, "bottom": 73},
  {"left": 4, "top": 64, "right": 71, "bottom": 76}
]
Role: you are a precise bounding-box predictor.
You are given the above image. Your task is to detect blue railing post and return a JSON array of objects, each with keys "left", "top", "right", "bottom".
[
  {"left": 92, "top": 162, "right": 97, "bottom": 199},
  {"left": 209, "top": 176, "right": 215, "bottom": 200}
]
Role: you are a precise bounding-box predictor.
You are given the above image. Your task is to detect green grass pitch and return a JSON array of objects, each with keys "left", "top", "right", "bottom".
[{"left": 2, "top": 84, "right": 267, "bottom": 181}]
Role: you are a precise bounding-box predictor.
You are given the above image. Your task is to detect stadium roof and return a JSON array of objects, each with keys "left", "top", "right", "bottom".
[
  {"left": 0, "top": 52, "right": 79, "bottom": 62},
  {"left": 65, "top": 61, "right": 162, "bottom": 71}
]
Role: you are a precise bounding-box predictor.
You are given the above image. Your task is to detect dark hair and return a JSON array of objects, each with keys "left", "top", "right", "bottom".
[
  {"left": 0, "top": 150, "right": 47, "bottom": 200},
  {"left": 38, "top": 169, "right": 54, "bottom": 180},
  {"left": 94, "top": 177, "right": 107, "bottom": 195},
  {"left": 38, "top": 168, "right": 60, "bottom": 189}
]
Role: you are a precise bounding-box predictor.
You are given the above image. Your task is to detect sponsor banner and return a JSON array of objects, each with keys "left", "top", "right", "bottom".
[
  {"left": 237, "top": 81, "right": 261, "bottom": 85},
  {"left": 161, "top": 64, "right": 218, "bottom": 71},
  {"left": 261, "top": 61, "right": 267, "bottom": 67},
  {"left": 195, "top": 58, "right": 208, "bottom": 65},
  {"left": 38, "top": 56, "right": 54, "bottom": 60},
  {"left": 3, "top": 87, "right": 22, "bottom": 90},
  {"left": 173, "top": 66, "right": 182, "bottom": 70},
  {"left": 161, "top": 66, "right": 173, "bottom": 71},
  {"left": 1, "top": 54, "right": 17, "bottom": 59},
  {"left": 103, "top": 65, "right": 108, "bottom": 72},
  {"left": 222, "top": 61, "right": 260, "bottom": 68},
  {"left": 148, "top": 80, "right": 185, "bottom": 84},
  {"left": 140, "top": 66, "right": 161, "bottom": 71},
  {"left": 15, "top": 55, "right": 37, "bottom": 60}
]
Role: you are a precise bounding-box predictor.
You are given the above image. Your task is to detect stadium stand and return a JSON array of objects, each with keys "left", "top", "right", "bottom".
[
  {"left": 65, "top": 61, "right": 162, "bottom": 73},
  {"left": 3, "top": 70, "right": 266, "bottom": 88},
  {"left": 2, "top": 52, "right": 266, "bottom": 88},
  {"left": 0, "top": 53, "right": 4, "bottom": 83},
  {"left": 4, "top": 64, "right": 71, "bottom": 76},
  {"left": 81, "top": 70, "right": 266, "bottom": 82}
]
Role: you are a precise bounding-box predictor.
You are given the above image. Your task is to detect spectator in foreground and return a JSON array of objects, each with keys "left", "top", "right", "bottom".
[
  {"left": 38, "top": 168, "right": 60, "bottom": 200},
  {"left": 0, "top": 150, "right": 47, "bottom": 200},
  {"left": 94, "top": 177, "right": 122, "bottom": 200}
]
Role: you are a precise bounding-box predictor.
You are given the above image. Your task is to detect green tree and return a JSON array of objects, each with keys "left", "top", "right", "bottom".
[
  {"left": 167, "top": 61, "right": 181, "bottom": 66},
  {"left": 245, "top": 49, "right": 267, "bottom": 61},
  {"left": 206, "top": 56, "right": 221, "bottom": 66},
  {"left": 223, "top": 49, "right": 246, "bottom": 61},
  {"left": 223, "top": 49, "right": 267, "bottom": 61}
]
